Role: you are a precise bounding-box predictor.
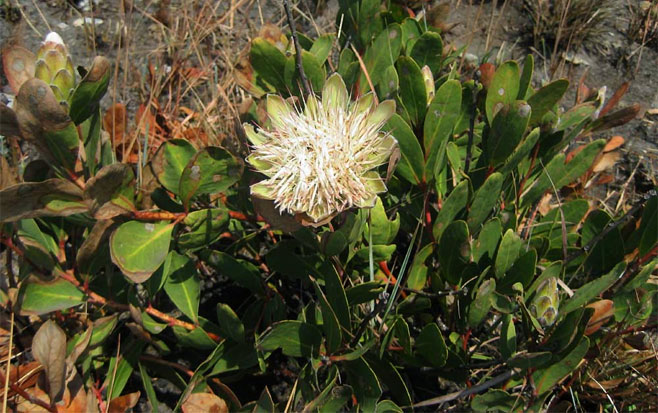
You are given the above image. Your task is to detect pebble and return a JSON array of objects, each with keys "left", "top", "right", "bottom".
[{"left": 73, "top": 17, "right": 104, "bottom": 27}]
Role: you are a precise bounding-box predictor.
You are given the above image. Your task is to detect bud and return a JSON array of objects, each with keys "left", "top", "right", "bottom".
[
  {"left": 421, "top": 65, "right": 435, "bottom": 106},
  {"left": 530, "top": 277, "right": 559, "bottom": 327},
  {"left": 35, "top": 32, "right": 76, "bottom": 105}
]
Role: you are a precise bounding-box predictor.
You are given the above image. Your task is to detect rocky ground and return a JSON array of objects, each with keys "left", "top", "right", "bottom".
[{"left": 1, "top": 0, "right": 656, "bottom": 199}]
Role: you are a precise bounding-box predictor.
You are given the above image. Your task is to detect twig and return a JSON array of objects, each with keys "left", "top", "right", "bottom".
[
  {"left": 1, "top": 309, "right": 13, "bottom": 413},
  {"left": 412, "top": 368, "right": 523, "bottom": 408},
  {"left": 0, "top": 237, "right": 221, "bottom": 342},
  {"left": 283, "top": 0, "right": 312, "bottom": 97}
]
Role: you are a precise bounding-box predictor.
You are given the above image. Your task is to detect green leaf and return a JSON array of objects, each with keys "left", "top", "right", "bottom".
[
  {"left": 383, "top": 114, "right": 424, "bottom": 185},
  {"left": 178, "top": 147, "right": 242, "bottom": 209},
  {"left": 322, "top": 263, "right": 351, "bottom": 332},
  {"left": 533, "top": 337, "right": 589, "bottom": 395},
  {"left": 68, "top": 56, "right": 111, "bottom": 124},
  {"left": 250, "top": 38, "right": 288, "bottom": 92},
  {"left": 487, "top": 101, "right": 531, "bottom": 166},
  {"left": 499, "top": 249, "right": 537, "bottom": 293},
  {"left": 472, "top": 389, "right": 519, "bottom": 412},
  {"left": 522, "top": 140, "right": 606, "bottom": 207},
  {"left": 150, "top": 139, "right": 197, "bottom": 194},
  {"left": 468, "top": 278, "right": 496, "bottom": 327},
  {"left": 312, "top": 279, "right": 343, "bottom": 354},
  {"left": 365, "top": 197, "right": 400, "bottom": 245},
  {"left": 81, "top": 109, "right": 102, "bottom": 175},
  {"left": 582, "top": 210, "right": 625, "bottom": 274},
  {"left": 89, "top": 315, "right": 118, "bottom": 347},
  {"left": 495, "top": 229, "right": 522, "bottom": 278},
  {"left": 284, "top": 50, "right": 326, "bottom": 96},
  {"left": 414, "top": 323, "right": 448, "bottom": 367},
  {"left": 359, "top": 24, "right": 403, "bottom": 94},
  {"left": 216, "top": 303, "right": 245, "bottom": 343},
  {"left": 472, "top": 218, "right": 502, "bottom": 263},
  {"left": 517, "top": 55, "right": 534, "bottom": 100},
  {"left": 163, "top": 251, "right": 200, "bottom": 323},
  {"left": 138, "top": 363, "right": 159, "bottom": 413},
  {"left": 259, "top": 320, "right": 322, "bottom": 358},
  {"left": 433, "top": 179, "right": 470, "bottom": 239},
  {"left": 409, "top": 31, "right": 443, "bottom": 74},
  {"left": 507, "top": 351, "right": 552, "bottom": 370},
  {"left": 366, "top": 356, "right": 412, "bottom": 407},
  {"left": 345, "top": 281, "right": 385, "bottom": 306},
  {"left": 424, "top": 80, "right": 462, "bottom": 180},
  {"left": 437, "top": 221, "right": 470, "bottom": 284},
  {"left": 467, "top": 172, "right": 503, "bottom": 232},
  {"left": 18, "top": 277, "right": 84, "bottom": 316},
  {"left": 309, "top": 34, "right": 335, "bottom": 63},
  {"left": 375, "top": 65, "right": 399, "bottom": 100},
  {"left": 345, "top": 357, "right": 382, "bottom": 413},
  {"left": 178, "top": 208, "right": 230, "bottom": 250},
  {"left": 485, "top": 61, "right": 520, "bottom": 124},
  {"left": 527, "top": 79, "right": 569, "bottom": 125},
  {"left": 638, "top": 194, "right": 658, "bottom": 257},
  {"left": 561, "top": 262, "right": 625, "bottom": 314},
  {"left": 499, "top": 314, "right": 516, "bottom": 360},
  {"left": 406, "top": 244, "right": 433, "bottom": 290},
  {"left": 499, "top": 127, "right": 540, "bottom": 175},
  {"left": 396, "top": 56, "right": 426, "bottom": 127},
  {"left": 204, "top": 251, "right": 264, "bottom": 294},
  {"left": 109, "top": 221, "right": 173, "bottom": 283},
  {"left": 209, "top": 342, "right": 258, "bottom": 375},
  {"left": 376, "top": 400, "right": 403, "bottom": 413}
]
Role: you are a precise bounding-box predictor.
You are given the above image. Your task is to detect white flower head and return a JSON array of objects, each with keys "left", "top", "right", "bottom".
[{"left": 245, "top": 73, "right": 398, "bottom": 226}]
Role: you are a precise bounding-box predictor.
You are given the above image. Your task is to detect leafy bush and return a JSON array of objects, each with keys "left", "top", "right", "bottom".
[{"left": 0, "top": 1, "right": 656, "bottom": 411}]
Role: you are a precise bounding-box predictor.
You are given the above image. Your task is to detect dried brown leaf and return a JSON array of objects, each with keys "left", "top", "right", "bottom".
[
  {"left": 585, "top": 299, "right": 614, "bottom": 335},
  {"left": 592, "top": 151, "right": 620, "bottom": 173},
  {"left": 0, "top": 102, "right": 21, "bottom": 138},
  {"left": 83, "top": 163, "right": 135, "bottom": 219},
  {"left": 182, "top": 392, "right": 228, "bottom": 413},
  {"left": 603, "top": 136, "right": 625, "bottom": 152},
  {"left": 32, "top": 320, "right": 67, "bottom": 404},
  {"left": 1, "top": 45, "right": 36, "bottom": 94},
  {"left": 0, "top": 155, "right": 18, "bottom": 190},
  {"left": 0, "top": 179, "right": 87, "bottom": 222},
  {"left": 108, "top": 391, "right": 140, "bottom": 413}
]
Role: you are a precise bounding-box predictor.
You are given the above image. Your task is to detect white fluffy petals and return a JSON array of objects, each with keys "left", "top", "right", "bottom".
[{"left": 247, "top": 83, "right": 396, "bottom": 224}]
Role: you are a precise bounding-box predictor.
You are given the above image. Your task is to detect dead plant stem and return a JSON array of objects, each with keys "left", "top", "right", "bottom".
[{"left": 283, "top": 0, "right": 312, "bottom": 97}]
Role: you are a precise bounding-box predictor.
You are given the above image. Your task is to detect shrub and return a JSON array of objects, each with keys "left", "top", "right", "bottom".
[{"left": 0, "top": 1, "right": 656, "bottom": 411}]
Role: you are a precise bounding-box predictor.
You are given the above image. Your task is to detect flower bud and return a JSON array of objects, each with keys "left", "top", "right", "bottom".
[
  {"left": 35, "top": 32, "right": 76, "bottom": 105},
  {"left": 530, "top": 277, "right": 559, "bottom": 327}
]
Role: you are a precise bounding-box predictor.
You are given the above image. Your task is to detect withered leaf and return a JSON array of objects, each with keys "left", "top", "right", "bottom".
[
  {"left": 252, "top": 197, "right": 302, "bottom": 233},
  {"left": 32, "top": 320, "right": 67, "bottom": 404},
  {"left": 76, "top": 219, "right": 118, "bottom": 276},
  {"left": 108, "top": 391, "right": 140, "bottom": 413},
  {"left": 84, "top": 163, "right": 135, "bottom": 219},
  {"left": 0, "top": 155, "right": 18, "bottom": 190},
  {"left": 1, "top": 45, "right": 36, "bottom": 94},
  {"left": 0, "top": 178, "right": 87, "bottom": 222},
  {"left": 0, "top": 102, "right": 21, "bottom": 138},
  {"left": 181, "top": 393, "right": 228, "bottom": 413}
]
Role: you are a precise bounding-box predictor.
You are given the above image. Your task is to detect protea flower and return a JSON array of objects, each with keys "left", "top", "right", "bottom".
[
  {"left": 34, "top": 32, "right": 76, "bottom": 105},
  {"left": 530, "top": 277, "right": 560, "bottom": 327},
  {"left": 244, "top": 73, "right": 397, "bottom": 226}
]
